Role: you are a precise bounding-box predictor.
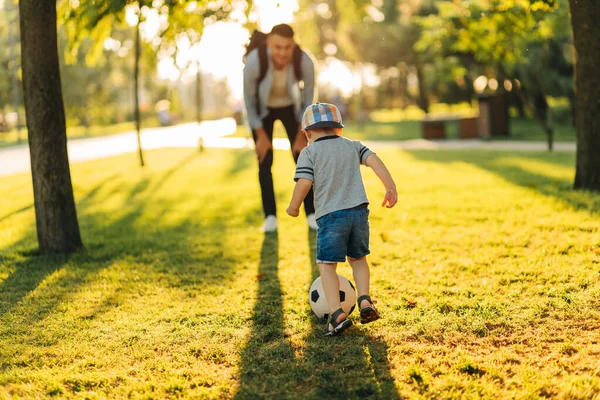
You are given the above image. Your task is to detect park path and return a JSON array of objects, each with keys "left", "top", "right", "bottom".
[{"left": 0, "top": 118, "right": 576, "bottom": 177}]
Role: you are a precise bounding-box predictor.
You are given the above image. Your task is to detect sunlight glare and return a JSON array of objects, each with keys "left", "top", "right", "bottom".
[
  {"left": 474, "top": 75, "right": 488, "bottom": 93},
  {"left": 319, "top": 58, "right": 355, "bottom": 97},
  {"left": 141, "top": 8, "right": 161, "bottom": 41},
  {"left": 125, "top": 4, "right": 140, "bottom": 27},
  {"left": 157, "top": 58, "right": 180, "bottom": 81},
  {"left": 252, "top": 0, "right": 299, "bottom": 31}
]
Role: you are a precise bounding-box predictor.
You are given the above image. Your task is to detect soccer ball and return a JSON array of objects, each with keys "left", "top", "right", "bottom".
[{"left": 309, "top": 275, "right": 356, "bottom": 320}]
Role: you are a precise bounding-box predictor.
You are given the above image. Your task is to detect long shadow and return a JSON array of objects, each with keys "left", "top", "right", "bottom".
[
  {"left": 147, "top": 150, "right": 201, "bottom": 194},
  {"left": 0, "top": 254, "right": 71, "bottom": 318},
  {"left": 0, "top": 151, "right": 232, "bottom": 339},
  {"left": 0, "top": 204, "right": 34, "bottom": 224},
  {"left": 0, "top": 174, "right": 121, "bottom": 318},
  {"left": 226, "top": 149, "right": 255, "bottom": 177},
  {"left": 76, "top": 173, "right": 121, "bottom": 208},
  {"left": 406, "top": 150, "right": 600, "bottom": 214},
  {"left": 301, "top": 230, "right": 401, "bottom": 399},
  {"left": 236, "top": 232, "right": 302, "bottom": 399}
]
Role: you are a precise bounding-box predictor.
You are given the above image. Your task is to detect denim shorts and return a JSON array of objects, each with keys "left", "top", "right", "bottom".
[{"left": 316, "top": 204, "right": 370, "bottom": 263}]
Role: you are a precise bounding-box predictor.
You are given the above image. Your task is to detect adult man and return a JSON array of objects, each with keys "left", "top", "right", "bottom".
[{"left": 243, "top": 23, "right": 317, "bottom": 233}]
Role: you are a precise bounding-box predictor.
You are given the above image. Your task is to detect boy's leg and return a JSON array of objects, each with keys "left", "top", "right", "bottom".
[
  {"left": 347, "top": 256, "right": 372, "bottom": 308},
  {"left": 252, "top": 114, "right": 276, "bottom": 217},
  {"left": 280, "top": 106, "right": 315, "bottom": 215},
  {"left": 347, "top": 206, "right": 372, "bottom": 308},
  {"left": 349, "top": 254, "right": 380, "bottom": 323},
  {"left": 318, "top": 262, "right": 346, "bottom": 322}
]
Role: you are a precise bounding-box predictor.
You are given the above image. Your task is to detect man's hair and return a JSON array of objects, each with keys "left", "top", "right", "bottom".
[{"left": 269, "top": 24, "right": 294, "bottom": 39}]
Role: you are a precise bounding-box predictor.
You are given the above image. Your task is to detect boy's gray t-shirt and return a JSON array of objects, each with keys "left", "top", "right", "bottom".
[{"left": 294, "top": 135, "right": 374, "bottom": 220}]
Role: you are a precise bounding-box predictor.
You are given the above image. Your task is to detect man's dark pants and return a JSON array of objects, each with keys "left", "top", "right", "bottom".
[{"left": 251, "top": 105, "right": 315, "bottom": 217}]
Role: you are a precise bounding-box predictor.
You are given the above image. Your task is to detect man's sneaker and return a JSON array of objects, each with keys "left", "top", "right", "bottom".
[
  {"left": 307, "top": 213, "right": 318, "bottom": 230},
  {"left": 261, "top": 215, "right": 277, "bottom": 233}
]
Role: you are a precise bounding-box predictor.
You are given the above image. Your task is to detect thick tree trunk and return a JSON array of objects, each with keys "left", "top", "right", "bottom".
[
  {"left": 570, "top": 0, "right": 600, "bottom": 191},
  {"left": 134, "top": 21, "right": 145, "bottom": 167},
  {"left": 19, "top": 0, "right": 82, "bottom": 253}
]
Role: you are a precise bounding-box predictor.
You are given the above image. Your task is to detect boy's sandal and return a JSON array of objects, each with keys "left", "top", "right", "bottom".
[
  {"left": 358, "top": 295, "right": 381, "bottom": 324},
  {"left": 324, "top": 308, "right": 353, "bottom": 336}
]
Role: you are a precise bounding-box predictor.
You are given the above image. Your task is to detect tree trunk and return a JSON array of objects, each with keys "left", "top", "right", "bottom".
[
  {"left": 463, "top": 74, "right": 474, "bottom": 106},
  {"left": 134, "top": 21, "right": 145, "bottom": 167},
  {"left": 513, "top": 88, "right": 527, "bottom": 118},
  {"left": 196, "top": 60, "right": 202, "bottom": 123},
  {"left": 534, "top": 89, "right": 553, "bottom": 151},
  {"left": 416, "top": 64, "right": 429, "bottom": 114},
  {"left": 19, "top": 0, "right": 82, "bottom": 254},
  {"left": 570, "top": 0, "right": 600, "bottom": 191}
]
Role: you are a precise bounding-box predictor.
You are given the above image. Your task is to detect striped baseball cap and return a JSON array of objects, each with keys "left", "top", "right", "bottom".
[{"left": 301, "top": 102, "right": 344, "bottom": 130}]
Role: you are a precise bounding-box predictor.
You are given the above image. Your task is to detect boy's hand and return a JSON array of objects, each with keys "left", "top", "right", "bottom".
[
  {"left": 286, "top": 206, "right": 300, "bottom": 217},
  {"left": 382, "top": 187, "right": 398, "bottom": 208}
]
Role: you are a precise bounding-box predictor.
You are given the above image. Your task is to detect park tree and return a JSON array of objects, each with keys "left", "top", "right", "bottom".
[
  {"left": 59, "top": 0, "right": 232, "bottom": 166},
  {"left": 356, "top": 0, "right": 437, "bottom": 112},
  {"left": 417, "top": 0, "right": 570, "bottom": 150},
  {"left": 19, "top": 0, "right": 83, "bottom": 253},
  {"left": 569, "top": 0, "right": 600, "bottom": 191},
  {"left": 60, "top": 1, "right": 159, "bottom": 167}
]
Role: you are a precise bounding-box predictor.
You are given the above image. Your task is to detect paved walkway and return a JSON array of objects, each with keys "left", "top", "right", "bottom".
[{"left": 0, "top": 119, "right": 575, "bottom": 177}]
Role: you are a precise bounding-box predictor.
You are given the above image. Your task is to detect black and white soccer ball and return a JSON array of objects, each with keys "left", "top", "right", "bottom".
[{"left": 308, "top": 275, "right": 356, "bottom": 320}]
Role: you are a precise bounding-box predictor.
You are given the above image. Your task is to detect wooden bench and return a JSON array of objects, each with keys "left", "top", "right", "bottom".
[{"left": 422, "top": 113, "right": 479, "bottom": 139}]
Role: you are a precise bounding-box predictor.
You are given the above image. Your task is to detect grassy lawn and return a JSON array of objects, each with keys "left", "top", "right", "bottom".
[{"left": 1, "top": 147, "right": 599, "bottom": 399}]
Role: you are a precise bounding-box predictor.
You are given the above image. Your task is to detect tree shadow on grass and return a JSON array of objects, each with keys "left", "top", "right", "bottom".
[
  {"left": 0, "top": 204, "right": 34, "bottom": 224},
  {"left": 236, "top": 232, "right": 303, "bottom": 399},
  {"left": 226, "top": 148, "right": 255, "bottom": 177},
  {"left": 0, "top": 172, "right": 122, "bottom": 319},
  {"left": 0, "top": 151, "right": 232, "bottom": 335},
  {"left": 299, "top": 229, "right": 401, "bottom": 399},
  {"left": 405, "top": 150, "right": 600, "bottom": 215}
]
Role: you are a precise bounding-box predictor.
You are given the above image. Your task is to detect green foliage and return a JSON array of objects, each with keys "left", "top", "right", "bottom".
[
  {"left": 58, "top": 0, "right": 233, "bottom": 67},
  {"left": 58, "top": 0, "right": 126, "bottom": 65},
  {"left": 416, "top": 0, "right": 570, "bottom": 80}
]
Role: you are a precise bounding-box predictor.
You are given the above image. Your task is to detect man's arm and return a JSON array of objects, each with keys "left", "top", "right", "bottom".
[
  {"left": 243, "top": 50, "right": 271, "bottom": 162},
  {"left": 365, "top": 154, "right": 398, "bottom": 208},
  {"left": 287, "top": 178, "right": 313, "bottom": 217},
  {"left": 242, "top": 50, "right": 263, "bottom": 131}
]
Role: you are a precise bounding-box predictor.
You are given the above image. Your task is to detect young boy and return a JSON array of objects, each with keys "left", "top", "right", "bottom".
[{"left": 286, "top": 102, "right": 397, "bottom": 336}]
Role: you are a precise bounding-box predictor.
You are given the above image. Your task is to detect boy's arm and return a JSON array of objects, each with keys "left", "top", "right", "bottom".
[
  {"left": 287, "top": 178, "right": 313, "bottom": 217},
  {"left": 365, "top": 153, "right": 398, "bottom": 208}
]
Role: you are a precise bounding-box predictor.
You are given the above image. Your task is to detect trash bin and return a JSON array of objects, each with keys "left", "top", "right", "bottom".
[
  {"left": 422, "top": 119, "right": 446, "bottom": 139},
  {"left": 477, "top": 94, "right": 510, "bottom": 137},
  {"left": 459, "top": 117, "right": 479, "bottom": 138}
]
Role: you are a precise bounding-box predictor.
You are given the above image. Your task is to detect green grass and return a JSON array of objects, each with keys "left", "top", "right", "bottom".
[{"left": 1, "top": 147, "right": 599, "bottom": 399}]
